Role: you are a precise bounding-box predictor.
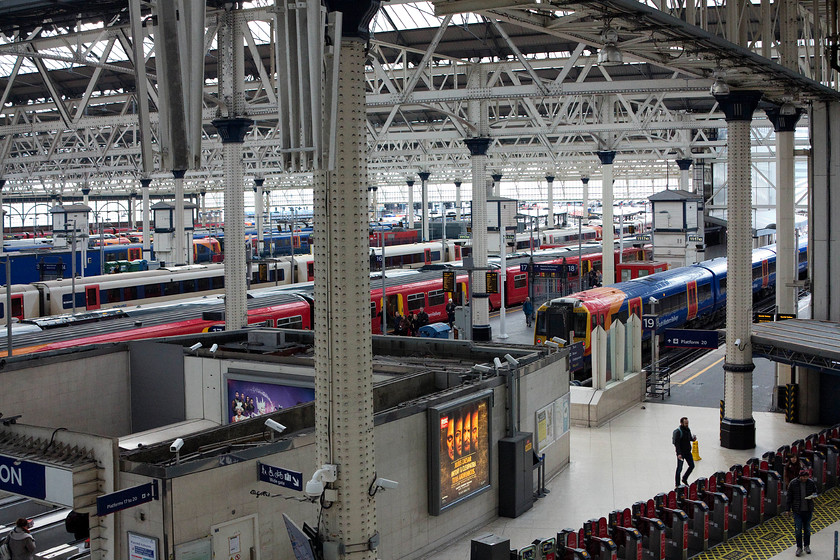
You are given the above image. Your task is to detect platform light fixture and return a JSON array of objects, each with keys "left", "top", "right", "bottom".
[
  {"left": 597, "top": 25, "right": 623, "bottom": 66},
  {"left": 710, "top": 67, "right": 730, "bottom": 96}
]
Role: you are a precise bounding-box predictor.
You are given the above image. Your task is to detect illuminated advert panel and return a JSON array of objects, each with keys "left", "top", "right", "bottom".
[
  {"left": 225, "top": 372, "right": 314, "bottom": 425},
  {"left": 428, "top": 390, "right": 493, "bottom": 515}
]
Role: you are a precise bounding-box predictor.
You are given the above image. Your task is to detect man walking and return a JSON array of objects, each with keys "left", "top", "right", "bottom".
[
  {"left": 673, "top": 417, "right": 697, "bottom": 487},
  {"left": 786, "top": 468, "right": 817, "bottom": 556}
]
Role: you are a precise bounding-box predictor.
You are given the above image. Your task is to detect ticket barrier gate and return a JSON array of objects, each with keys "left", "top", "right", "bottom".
[
  {"left": 581, "top": 519, "right": 618, "bottom": 560},
  {"left": 730, "top": 465, "right": 765, "bottom": 527},
  {"left": 798, "top": 439, "right": 827, "bottom": 492},
  {"left": 527, "top": 537, "right": 558, "bottom": 560},
  {"left": 631, "top": 501, "right": 666, "bottom": 560},
  {"left": 814, "top": 431, "right": 839, "bottom": 488},
  {"left": 712, "top": 471, "right": 747, "bottom": 536},
  {"left": 608, "top": 509, "right": 643, "bottom": 560},
  {"left": 673, "top": 485, "right": 709, "bottom": 552},
  {"left": 556, "top": 529, "right": 592, "bottom": 560},
  {"left": 745, "top": 458, "right": 783, "bottom": 517},
  {"left": 652, "top": 494, "right": 688, "bottom": 560},
  {"left": 694, "top": 478, "right": 729, "bottom": 544}
]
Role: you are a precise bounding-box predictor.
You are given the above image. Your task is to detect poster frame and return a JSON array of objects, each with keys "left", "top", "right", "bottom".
[
  {"left": 427, "top": 389, "right": 493, "bottom": 516},
  {"left": 128, "top": 531, "right": 159, "bottom": 560},
  {"left": 223, "top": 370, "right": 314, "bottom": 425}
]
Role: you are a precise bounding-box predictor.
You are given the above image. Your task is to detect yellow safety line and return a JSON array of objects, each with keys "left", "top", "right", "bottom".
[{"left": 677, "top": 357, "right": 725, "bottom": 386}]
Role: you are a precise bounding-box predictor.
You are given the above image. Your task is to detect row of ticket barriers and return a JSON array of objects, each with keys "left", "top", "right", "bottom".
[{"left": 471, "top": 424, "right": 840, "bottom": 560}]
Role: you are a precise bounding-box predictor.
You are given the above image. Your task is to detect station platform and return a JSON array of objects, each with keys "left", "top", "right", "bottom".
[{"left": 426, "top": 300, "right": 839, "bottom": 560}]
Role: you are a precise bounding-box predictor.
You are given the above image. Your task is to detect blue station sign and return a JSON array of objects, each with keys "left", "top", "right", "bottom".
[
  {"left": 569, "top": 341, "right": 584, "bottom": 372},
  {"left": 663, "top": 329, "right": 719, "bottom": 349},
  {"left": 96, "top": 480, "right": 159, "bottom": 516},
  {"left": 258, "top": 462, "right": 303, "bottom": 491}
]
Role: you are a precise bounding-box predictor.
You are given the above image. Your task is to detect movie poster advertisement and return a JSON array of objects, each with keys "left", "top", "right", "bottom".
[
  {"left": 226, "top": 377, "right": 314, "bottom": 424},
  {"left": 428, "top": 391, "right": 492, "bottom": 515}
]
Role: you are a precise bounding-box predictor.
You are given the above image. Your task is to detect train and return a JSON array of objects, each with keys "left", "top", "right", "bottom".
[
  {"left": 0, "top": 243, "right": 654, "bottom": 353},
  {"left": 533, "top": 240, "right": 809, "bottom": 355}
]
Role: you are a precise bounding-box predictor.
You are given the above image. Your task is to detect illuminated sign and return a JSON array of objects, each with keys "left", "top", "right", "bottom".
[{"left": 428, "top": 391, "right": 492, "bottom": 515}]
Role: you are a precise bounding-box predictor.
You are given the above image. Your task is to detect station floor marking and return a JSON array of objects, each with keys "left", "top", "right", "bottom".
[
  {"left": 691, "top": 485, "right": 840, "bottom": 559},
  {"left": 677, "top": 357, "right": 724, "bottom": 386}
]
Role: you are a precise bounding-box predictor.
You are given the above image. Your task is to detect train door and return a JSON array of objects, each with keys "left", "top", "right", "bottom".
[
  {"left": 453, "top": 243, "right": 461, "bottom": 260},
  {"left": 128, "top": 247, "right": 142, "bottom": 260},
  {"left": 10, "top": 294, "right": 24, "bottom": 320},
  {"left": 627, "top": 297, "right": 642, "bottom": 320},
  {"left": 424, "top": 248, "right": 432, "bottom": 265},
  {"left": 686, "top": 281, "right": 697, "bottom": 320},
  {"left": 306, "top": 262, "right": 315, "bottom": 281},
  {"left": 85, "top": 285, "right": 100, "bottom": 310},
  {"left": 453, "top": 281, "right": 467, "bottom": 306},
  {"left": 761, "top": 259, "right": 769, "bottom": 288}
]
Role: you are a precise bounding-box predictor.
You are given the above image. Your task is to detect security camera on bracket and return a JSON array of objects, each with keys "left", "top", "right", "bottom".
[{"left": 305, "top": 464, "right": 338, "bottom": 502}]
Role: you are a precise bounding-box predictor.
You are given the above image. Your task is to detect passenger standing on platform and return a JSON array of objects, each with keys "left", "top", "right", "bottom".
[
  {"left": 785, "top": 453, "right": 804, "bottom": 486},
  {"left": 786, "top": 468, "right": 817, "bottom": 556},
  {"left": 407, "top": 312, "right": 418, "bottom": 336},
  {"left": 523, "top": 297, "right": 534, "bottom": 327},
  {"left": 8, "top": 518, "right": 35, "bottom": 560},
  {"left": 416, "top": 307, "right": 429, "bottom": 332},
  {"left": 588, "top": 268, "right": 598, "bottom": 288},
  {"left": 446, "top": 299, "right": 456, "bottom": 328},
  {"left": 673, "top": 417, "right": 697, "bottom": 487}
]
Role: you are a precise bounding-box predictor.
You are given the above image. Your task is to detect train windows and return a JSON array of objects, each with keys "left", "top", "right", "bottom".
[
  {"left": 276, "top": 315, "right": 303, "bottom": 329},
  {"left": 182, "top": 280, "right": 197, "bottom": 293},
  {"left": 212, "top": 276, "right": 225, "bottom": 290},
  {"left": 513, "top": 274, "right": 526, "bottom": 289},
  {"left": 197, "top": 277, "right": 211, "bottom": 291},
  {"left": 718, "top": 277, "right": 727, "bottom": 295},
  {"left": 370, "top": 301, "right": 377, "bottom": 320},
  {"left": 428, "top": 289, "right": 445, "bottom": 308},
  {"left": 407, "top": 293, "right": 425, "bottom": 311},
  {"left": 164, "top": 282, "right": 181, "bottom": 296},
  {"left": 123, "top": 286, "right": 137, "bottom": 301},
  {"left": 699, "top": 283, "right": 712, "bottom": 301},
  {"left": 145, "top": 283, "right": 163, "bottom": 298}
]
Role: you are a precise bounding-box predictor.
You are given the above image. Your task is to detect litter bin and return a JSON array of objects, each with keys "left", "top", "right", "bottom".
[{"left": 419, "top": 322, "right": 450, "bottom": 339}]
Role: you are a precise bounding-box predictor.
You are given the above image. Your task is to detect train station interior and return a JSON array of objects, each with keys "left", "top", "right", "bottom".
[{"left": 1, "top": 1, "right": 840, "bottom": 560}]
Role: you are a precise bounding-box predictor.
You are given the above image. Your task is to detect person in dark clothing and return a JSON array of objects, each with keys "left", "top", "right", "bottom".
[
  {"left": 415, "top": 307, "right": 429, "bottom": 332},
  {"left": 673, "top": 417, "right": 697, "bottom": 487},
  {"left": 588, "top": 268, "right": 598, "bottom": 288},
  {"left": 445, "top": 299, "right": 456, "bottom": 328},
  {"left": 407, "top": 312, "right": 418, "bottom": 336},
  {"left": 784, "top": 452, "right": 805, "bottom": 486},
  {"left": 786, "top": 468, "right": 818, "bottom": 556},
  {"left": 522, "top": 297, "right": 534, "bottom": 327},
  {"left": 8, "top": 517, "right": 35, "bottom": 560}
]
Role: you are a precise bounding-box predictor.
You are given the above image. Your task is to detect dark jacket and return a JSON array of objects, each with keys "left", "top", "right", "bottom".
[
  {"left": 9, "top": 526, "right": 35, "bottom": 560},
  {"left": 674, "top": 426, "right": 694, "bottom": 455},
  {"left": 787, "top": 477, "right": 817, "bottom": 513},
  {"left": 416, "top": 312, "right": 429, "bottom": 329}
]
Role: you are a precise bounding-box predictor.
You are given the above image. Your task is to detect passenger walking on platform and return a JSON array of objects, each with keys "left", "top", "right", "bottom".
[
  {"left": 673, "top": 417, "right": 697, "bottom": 487},
  {"left": 8, "top": 518, "right": 35, "bottom": 560},
  {"left": 784, "top": 452, "right": 804, "bottom": 486},
  {"left": 446, "top": 299, "right": 456, "bottom": 328},
  {"left": 523, "top": 297, "right": 534, "bottom": 327},
  {"left": 786, "top": 468, "right": 817, "bottom": 556},
  {"left": 416, "top": 307, "right": 429, "bottom": 331}
]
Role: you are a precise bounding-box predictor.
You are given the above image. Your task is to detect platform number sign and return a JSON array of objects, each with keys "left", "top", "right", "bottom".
[
  {"left": 642, "top": 315, "right": 658, "bottom": 331},
  {"left": 442, "top": 270, "right": 455, "bottom": 293}
]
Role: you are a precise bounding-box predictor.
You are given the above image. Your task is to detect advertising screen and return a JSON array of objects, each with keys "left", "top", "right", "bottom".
[
  {"left": 428, "top": 390, "right": 492, "bottom": 515},
  {"left": 226, "top": 377, "right": 314, "bottom": 424}
]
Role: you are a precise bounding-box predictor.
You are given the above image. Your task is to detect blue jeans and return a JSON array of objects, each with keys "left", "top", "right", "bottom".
[{"left": 794, "top": 510, "right": 812, "bottom": 548}]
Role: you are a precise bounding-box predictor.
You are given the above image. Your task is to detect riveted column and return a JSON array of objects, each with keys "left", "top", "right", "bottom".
[
  {"left": 581, "top": 176, "right": 590, "bottom": 223},
  {"left": 598, "top": 151, "right": 616, "bottom": 287},
  {"left": 715, "top": 90, "right": 762, "bottom": 449},
  {"left": 0, "top": 180, "right": 5, "bottom": 255},
  {"left": 172, "top": 169, "right": 187, "bottom": 265},
  {"left": 546, "top": 175, "right": 555, "bottom": 227},
  {"left": 315, "top": 3, "right": 379, "bottom": 557},
  {"left": 454, "top": 180, "right": 462, "bottom": 221},
  {"left": 491, "top": 172, "right": 502, "bottom": 199},
  {"left": 419, "top": 171, "right": 430, "bottom": 242},
  {"left": 199, "top": 188, "right": 206, "bottom": 228},
  {"left": 254, "top": 177, "right": 265, "bottom": 256},
  {"left": 465, "top": 137, "right": 492, "bottom": 341},
  {"left": 140, "top": 178, "right": 151, "bottom": 258},
  {"left": 406, "top": 179, "right": 415, "bottom": 229},
  {"left": 676, "top": 158, "right": 693, "bottom": 192}
]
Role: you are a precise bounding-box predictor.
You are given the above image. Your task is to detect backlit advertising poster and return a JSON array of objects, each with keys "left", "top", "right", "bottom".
[
  {"left": 428, "top": 390, "right": 492, "bottom": 515},
  {"left": 226, "top": 377, "right": 314, "bottom": 424}
]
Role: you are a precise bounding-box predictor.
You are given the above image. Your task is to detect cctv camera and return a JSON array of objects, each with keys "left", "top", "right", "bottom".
[
  {"left": 374, "top": 477, "right": 399, "bottom": 490},
  {"left": 504, "top": 354, "right": 519, "bottom": 367},
  {"left": 735, "top": 338, "right": 742, "bottom": 347},
  {"left": 170, "top": 438, "right": 184, "bottom": 452},
  {"left": 305, "top": 479, "right": 324, "bottom": 500},
  {"left": 543, "top": 341, "right": 559, "bottom": 350},
  {"left": 188, "top": 343, "right": 202, "bottom": 352},
  {"left": 473, "top": 364, "right": 493, "bottom": 375},
  {"left": 493, "top": 357, "right": 503, "bottom": 369},
  {"left": 552, "top": 337, "right": 567, "bottom": 346},
  {"left": 265, "top": 418, "right": 286, "bottom": 433},
  {"left": 648, "top": 297, "right": 658, "bottom": 304},
  {"left": 209, "top": 343, "right": 218, "bottom": 353}
]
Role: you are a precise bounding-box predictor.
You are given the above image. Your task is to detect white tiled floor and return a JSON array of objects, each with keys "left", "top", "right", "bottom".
[{"left": 421, "top": 402, "right": 832, "bottom": 559}]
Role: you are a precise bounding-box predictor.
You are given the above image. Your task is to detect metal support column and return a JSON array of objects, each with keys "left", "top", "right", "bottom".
[
  {"left": 173, "top": 169, "right": 186, "bottom": 265},
  {"left": 406, "top": 179, "right": 414, "bottom": 229},
  {"left": 491, "top": 173, "right": 502, "bottom": 199},
  {"left": 254, "top": 177, "right": 265, "bottom": 256},
  {"left": 581, "top": 176, "right": 590, "bottom": 223},
  {"left": 141, "top": 178, "right": 151, "bottom": 259},
  {"left": 454, "top": 180, "right": 462, "bottom": 221},
  {"left": 715, "top": 90, "right": 762, "bottom": 449},
  {"left": 314, "top": 6, "right": 379, "bottom": 557},
  {"left": 546, "top": 175, "right": 555, "bottom": 227},
  {"left": 676, "top": 158, "right": 693, "bottom": 192},
  {"left": 465, "top": 137, "right": 492, "bottom": 341},
  {"left": 598, "top": 151, "right": 616, "bottom": 287},
  {"left": 419, "top": 171, "right": 430, "bottom": 242}
]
